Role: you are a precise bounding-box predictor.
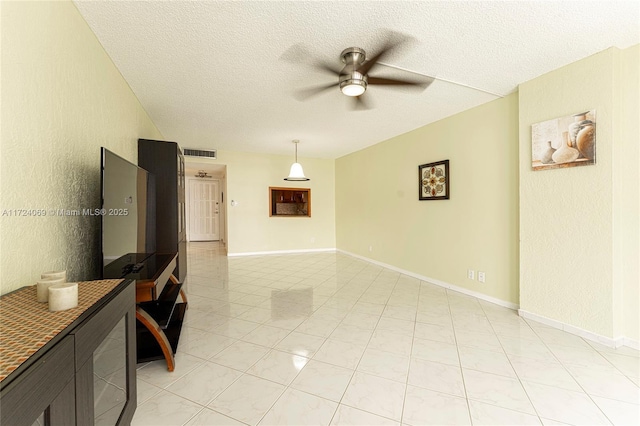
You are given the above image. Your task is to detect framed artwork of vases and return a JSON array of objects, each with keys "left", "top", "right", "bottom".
[
  {"left": 531, "top": 110, "right": 596, "bottom": 171},
  {"left": 419, "top": 160, "right": 449, "bottom": 200}
]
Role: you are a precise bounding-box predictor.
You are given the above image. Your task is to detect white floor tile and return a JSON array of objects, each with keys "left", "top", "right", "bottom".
[
  {"left": 208, "top": 374, "right": 285, "bottom": 425},
  {"left": 313, "top": 339, "right": 367, "bottom": 369},
  {"left": 547, "top": 342, "right": 614, "bottom": 370},
  {"left": 330, "top": 323, "right": 373, "bottom": 345},
  {"left": 213, "top": 318, "right": 261, "bottom": 339},
  {"left": 184, "top": 408, "right": 246, "bottom": 425},
  {"left": 458, "top": 345, "right": 516, "bottom": 378},
  {"left": 341, "top": 312, "right": 381, "bottom": 330},
  {"left": 330, "top": 404, "right": 399, "bottom": 425},
  {"left": 209, "top": 340, "right": 270, "bottom": 371},
  {"left": 416, "top": 310, "right": 453, "bottom": 327},
  {"left": 247, "top": 349, "right": 309, "bottom": 385},
  {"left": 522, "top": 380, "right": 611, "bottom": 425},
  {"left": 136, "top": 353, "right": 205, "bottom": 389},
  {"left": 259, "top": 388, "right": 337, "bottom": 426},
  {"left": 499, "top": 334, "right": 557, "bottom": 362},
  {"left": 291, "top": 359, "right": 354, "bottom": 402},
  {"left": 357, "top": 348, "right": 410, "bottom": 383},
  {"left": 402, "top": 385, "right": 471, "bottom": 426},
  {"left": 178, "top": 326, "right": 237, "bottom": 359},
  {"left": 463, "top": 368, "right": 535, "bottom": 414},
  {"left": 342, "top": 372, "right": 406, "bottom": 421},
  {"left": 454, "top": 329, "right": 503, "bottom": 353},
  {"left": 295, "top": 317, "right": 341, "bottom": 338},
  {"left": 600, "top": 351, "right": 640, "bottom": 379},
  {"left": 468, "top": 400, "right": 541, "bottom": 425},
  {"left": 411, "top": 337, "right": 460, "bottom": 366},
  {"left": 566, "top": 363, "right": 640, "bottom": 404},
  {"left": 591, "top": 395, "right": 640, "bottom": 425},
  {"left": 375, "top": 317, "right": 415, "bottom": 337},
  {"left": 508, "top": 354, "right": 582, "bottom": 391},
  {"left": 237, "top": 307, "right": 277, "bottom": 324},
  {"left": 407, "top": 357, "right": 466, "bottom": 397},
  {"left": 341, "top": 372, "right": 405, "bottom": 421},
  {"left": 366, "top": 329, "right": 413, "bottom": 357},
  {"left": 131, "top": 390, "right": 203, "bottom": 426},
  {"left": 413, "top": 322, "right": 455, "bottom": 344},
  {"left": 275, "top": 331, "right": 326, "bottom": 358},
  {"left": 165, "top": 361, "right": 242, "bottom": 405},
  {"left": 240, "top": 324, "right": 290, "bottom": 348},
  {"left": 136, "top": 379, "right": 162, "bottom": 406}
]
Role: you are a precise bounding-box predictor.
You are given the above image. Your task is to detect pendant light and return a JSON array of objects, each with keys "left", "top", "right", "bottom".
[{"left": 284, "top": 140, "right": 309, "bottom": 181}]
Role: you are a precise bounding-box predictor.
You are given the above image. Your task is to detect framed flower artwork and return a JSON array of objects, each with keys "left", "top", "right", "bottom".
[{"left": 419, "top": 160, "right": 449, "bottom": 200}]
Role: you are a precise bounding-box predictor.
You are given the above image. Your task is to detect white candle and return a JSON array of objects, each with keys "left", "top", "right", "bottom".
[
  {"left": 41, "top": 270, "right": 67, "bottom": 281},
  {"left": 37, "top": 278, "right": 65, "bottom": 302},
  {"left": 48, "top": 282, "right": 78, "bottom": 312}
]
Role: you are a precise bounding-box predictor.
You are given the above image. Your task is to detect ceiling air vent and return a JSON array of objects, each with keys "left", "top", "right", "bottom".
[{"left": 183, "top": 148, "right": 217, "bottom": 159}]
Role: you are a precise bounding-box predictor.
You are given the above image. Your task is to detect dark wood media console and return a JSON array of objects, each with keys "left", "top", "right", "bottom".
[
  {"left": 0, "top": 279, "right": 137, "bottom": 426},
  {"left": 103, "top": 252, "right": 187, "bottom": 372}
]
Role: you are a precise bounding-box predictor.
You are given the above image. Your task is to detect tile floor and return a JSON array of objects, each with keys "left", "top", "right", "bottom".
[{"left": 132, "top": 242, "right": 640, "bottom": 425}]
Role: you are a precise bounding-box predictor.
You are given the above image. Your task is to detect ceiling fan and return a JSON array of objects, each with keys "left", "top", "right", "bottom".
[{"left": 283, "top": 32, "right": 434, "bottom": 110}]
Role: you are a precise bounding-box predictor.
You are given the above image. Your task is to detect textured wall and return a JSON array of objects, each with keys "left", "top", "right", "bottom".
[
  {"left": 518, "top": 47, "right": 634, "bottom": 339},
  {"left": 0, "top": 1, "right": 162, "bottom": 293},
  {"left": 616, "top": 45, "right": 640, "bottom": 341},
  {"left": 336, "top": 94, "right": 520, "bottom": 305},
  {"left": 203, "top": 150, "right": 336, "bottom": 255}
]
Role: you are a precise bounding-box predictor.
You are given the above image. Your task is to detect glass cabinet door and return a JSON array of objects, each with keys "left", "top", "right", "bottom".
[{"left": 93, "top": 318, "right": 127, "bottom": 425}]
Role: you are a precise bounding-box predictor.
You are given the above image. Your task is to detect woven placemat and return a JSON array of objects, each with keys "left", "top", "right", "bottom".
[{"left": 0, "top": 279, "right": 123, "bottom": 382}]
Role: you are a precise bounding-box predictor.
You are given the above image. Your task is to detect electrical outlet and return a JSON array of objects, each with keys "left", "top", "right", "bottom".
[
  {"left": 467, "top": 269, "right": 475, "bottom": 280},
  {"left": 478, "top": 271, "right": 486, "bottom": 283},
  {"left": 369, "top": 246, "right": 373, "bottom": 252},
  {"left": 310, "top": 237, "right": 315, "bottom": 243}
]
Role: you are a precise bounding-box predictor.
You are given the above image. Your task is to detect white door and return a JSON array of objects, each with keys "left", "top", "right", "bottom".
[{"left": 188, "top": 179, "right": 220, "bottom": 241}]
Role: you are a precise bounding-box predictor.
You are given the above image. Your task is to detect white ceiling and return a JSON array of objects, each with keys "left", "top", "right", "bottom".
[{"left": 74, "top": 1, "right": 639, "bottom": 159}]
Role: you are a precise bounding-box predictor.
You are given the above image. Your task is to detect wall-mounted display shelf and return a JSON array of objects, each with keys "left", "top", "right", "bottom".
[{"left": 269, "top": 187, "right": 311, "bottom": 217}]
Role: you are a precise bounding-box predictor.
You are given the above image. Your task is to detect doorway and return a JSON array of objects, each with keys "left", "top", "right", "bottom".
[{"left": 188, "top": 178, "right": 220, "bottom": 241}]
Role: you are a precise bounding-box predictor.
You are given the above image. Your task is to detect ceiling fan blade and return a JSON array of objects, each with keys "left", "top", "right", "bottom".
[
  {"left": 350, "top": 95, "right": 372, "bottom": 111},
  {"left": 357, "top": 31, "right": 414, "bottom": 76},
  {"left": 314, "top": 61, "right": 342, "bottom": 75},
  {"left": 368, "top": 76, "right": 434, "bottom": 90},
  {"left": 281, "top": 44, "right": 342, "bottom": 75},
  {"left": 294, "top": 81, "right": 339, "bottom": 101}
]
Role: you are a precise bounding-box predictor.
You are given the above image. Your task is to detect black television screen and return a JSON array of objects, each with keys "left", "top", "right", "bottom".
[{"left": 100, "top": 148, "right": 155, "bottom": 268}]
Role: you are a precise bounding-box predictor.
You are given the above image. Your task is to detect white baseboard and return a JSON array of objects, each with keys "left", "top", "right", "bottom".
[
  {"left": 518, "top": 309, "right": 640, "bottom": 350},
  {"left": 227, "top": 248, "right": 337, "bottom": 257},
  {"left": 621, "top": 337, "right": 640, "bottom": 350},
  {"left": 337, "top": 249, "right": 519, "bottom": 310}
]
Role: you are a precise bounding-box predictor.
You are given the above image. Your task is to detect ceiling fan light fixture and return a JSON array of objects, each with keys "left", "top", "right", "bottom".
[
  {"left": 340, "top": 79, "right": 367, "bottom": 97},
  {"left": 284, "top": 140, "right": 310, "bottom": 181}
]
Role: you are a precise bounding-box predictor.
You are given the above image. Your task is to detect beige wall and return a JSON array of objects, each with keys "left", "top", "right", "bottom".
[
  {"left": 519, "top": 46, "right": 639, "bottom": 341},
  {"left": 336, "top": 94, "right": 520, "bottom": 305},
  {"left": 616, "top": 45, "right": 639, "bottom": 342},
  {"left": 207, "top": 150, "right": 335, "bottom": 255},
  {"left": 0, "top": 1, "right": 162, "bottom": 293}
]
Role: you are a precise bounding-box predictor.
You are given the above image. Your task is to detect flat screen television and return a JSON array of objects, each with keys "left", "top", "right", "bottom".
[{"left": 100, "top": 148, "right": 156, "bottom": 269}]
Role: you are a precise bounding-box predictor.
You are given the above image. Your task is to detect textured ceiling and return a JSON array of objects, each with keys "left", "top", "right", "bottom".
[{"left": 74, "top": 1, "right": 639, "bottom": 159}]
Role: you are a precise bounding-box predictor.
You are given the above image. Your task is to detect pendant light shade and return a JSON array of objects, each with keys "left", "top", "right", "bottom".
[{"left": 284, "top": 140, "right": 309, "bottom": 181}]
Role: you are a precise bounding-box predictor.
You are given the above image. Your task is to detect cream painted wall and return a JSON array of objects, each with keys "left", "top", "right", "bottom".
[
  {"left": 0, "top": 1, "right": 162, "bottom": 293},
  {"left": 519, "top": 46, "right": 639, "bottom": 340},
  {"left": 616, "top": 45, "right": 639, "bottom": 342},
  {"left": 336, "top": 94, "right": 520, "bottom": 305},
  {"left": 201, "top": 150, "right": 335, "bottom": 255}
]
